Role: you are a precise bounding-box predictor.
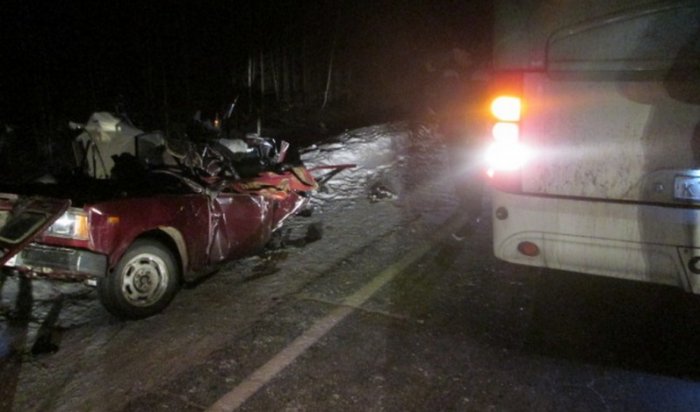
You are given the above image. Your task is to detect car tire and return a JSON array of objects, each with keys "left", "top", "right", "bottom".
[{"left": 98, "top": 239, "right": 180, "bottom": 320}]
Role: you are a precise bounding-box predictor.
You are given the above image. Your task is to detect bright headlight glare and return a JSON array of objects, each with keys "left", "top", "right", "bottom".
[
  {"left": 46, "top": 209, "right": 89, "bottom": 240},
  {"left": 485, "top": 141, "right": 531, "bottom": 171},
  {"left": 492, "top": 122, "right": 519, "bottom": 143}
]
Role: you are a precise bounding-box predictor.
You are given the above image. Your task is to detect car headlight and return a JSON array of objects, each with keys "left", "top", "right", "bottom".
[{"left": 46, "top": 208, "right": 89, "bottom": 240}]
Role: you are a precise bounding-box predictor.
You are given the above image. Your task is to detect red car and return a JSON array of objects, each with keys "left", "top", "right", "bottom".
[
  {"left": 0, "top": 122, "right": 353, "bottom": 320},
  {"left": 0, "top": 165, "right": 325, "bottom": 319}
]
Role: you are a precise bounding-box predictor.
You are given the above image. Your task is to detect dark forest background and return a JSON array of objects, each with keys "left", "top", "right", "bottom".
[{"left": 0, "top": 0, "right": 492, "bottom": 177}]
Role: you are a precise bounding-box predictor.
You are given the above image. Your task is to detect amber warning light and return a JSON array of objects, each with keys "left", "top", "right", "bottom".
[
  {"left": 491, "top": 96, "right": 521, "bottom": 122},
  {"left": 485, "top": 95, "right": 531, "bottom": 177}
]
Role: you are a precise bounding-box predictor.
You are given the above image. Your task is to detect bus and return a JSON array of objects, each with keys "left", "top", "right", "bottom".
[{"left": 486, "top": 0, "right": 700, "bottom": 291}]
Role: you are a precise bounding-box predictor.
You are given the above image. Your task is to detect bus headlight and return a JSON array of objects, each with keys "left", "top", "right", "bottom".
[{"left": 485, "top": 141, "right": 532, "bottom": 175}]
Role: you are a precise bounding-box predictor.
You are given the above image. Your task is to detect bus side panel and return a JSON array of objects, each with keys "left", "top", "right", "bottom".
[
  {"left": 520, "top": 75, "right": 700, "bottom": 202},
  {"left": 491, "top": 190, "right": 700, "bottom": 291}
]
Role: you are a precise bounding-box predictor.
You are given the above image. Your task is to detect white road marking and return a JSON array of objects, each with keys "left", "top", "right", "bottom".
[{"left": 206, "top": 213, "right": 468, "bottom": 412}]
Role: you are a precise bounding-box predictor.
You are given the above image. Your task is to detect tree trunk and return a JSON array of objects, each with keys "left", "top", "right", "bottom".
[
  {"left": 259, "top": 50, "right": 265, "bottom": 129},
  {"left": 322, "top": 39, "right": 336, "bottom": 110},
  {"left": 162, "top": 68, "right": 169, "bottom": 131},
  {"left": 322, "top": 1, "right": 343, "bottom": 109},
  {"left": 302, "top": 38, "right": 308, "bottom": 104},
  {"left": 282, "top": 48, "right": 290, "bottom": 103},
  {"left": 247, "top": 55, "right": 254, "bottom": 117},
  {"left": 260, "top": 50, "right": 265, "bottom": 98},
  {"left": 272, "top": 47, "right": 280, "bottom": 104}
]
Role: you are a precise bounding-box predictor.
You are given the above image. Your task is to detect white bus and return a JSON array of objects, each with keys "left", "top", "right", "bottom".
[{"left": 487, "top": 0, "right": 700, "bottom": 291}]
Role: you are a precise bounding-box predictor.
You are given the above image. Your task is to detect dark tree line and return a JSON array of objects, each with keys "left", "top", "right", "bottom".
[{"left": 0, "top": 0, "right": 492, "bottom": 145}]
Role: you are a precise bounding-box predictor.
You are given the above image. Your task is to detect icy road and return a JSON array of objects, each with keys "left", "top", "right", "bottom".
[{"left": 3, "top": 123, "right": 700, "bottom": 411}]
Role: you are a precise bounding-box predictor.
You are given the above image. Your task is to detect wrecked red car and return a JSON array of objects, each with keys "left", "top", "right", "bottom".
[{"left": 0, "top": 112, "right": 352, "bottom": 319}]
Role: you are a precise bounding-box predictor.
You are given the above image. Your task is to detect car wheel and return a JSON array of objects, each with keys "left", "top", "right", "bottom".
[{"left": 98, "top": 239, "right": 180, "bottom": 320}]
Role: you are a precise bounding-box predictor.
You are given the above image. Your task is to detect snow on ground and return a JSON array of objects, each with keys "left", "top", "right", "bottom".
[
  {"left": 301, "top": 122, "right": 449, "bottom": 205},
  {"left": 301, "top": 123, "right": 408, "bottom": 202},
  {"left": 299, "top": 121, "right": 462, "bottom": 229}
]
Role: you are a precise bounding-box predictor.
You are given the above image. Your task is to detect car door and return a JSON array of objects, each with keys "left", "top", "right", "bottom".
[{"left": 208, "top": 191, "right": 273, "bottom": 264}]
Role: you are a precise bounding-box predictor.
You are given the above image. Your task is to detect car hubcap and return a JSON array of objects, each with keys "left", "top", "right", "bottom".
[{"left": 121, "top": 253, "right": 169, "bottom": 307}]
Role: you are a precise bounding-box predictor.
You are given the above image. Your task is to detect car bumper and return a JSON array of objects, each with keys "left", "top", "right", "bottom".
[{"left": 5, "top": 243, "right": 108, "bottom": 280}]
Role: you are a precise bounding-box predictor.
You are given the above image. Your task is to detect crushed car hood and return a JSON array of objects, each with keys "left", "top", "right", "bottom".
[{"left": 0, "top": 194, "right": 69, "bottom": 266}]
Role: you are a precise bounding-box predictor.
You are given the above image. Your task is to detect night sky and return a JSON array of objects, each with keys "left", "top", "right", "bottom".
[{"left": 0, "top": 0, "right": 492, "bottom": 132}]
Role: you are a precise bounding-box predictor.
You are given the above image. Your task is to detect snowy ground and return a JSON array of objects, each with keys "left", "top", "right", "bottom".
[{"left": 301, "top": 121, "right": 464, "bottom": 225}]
